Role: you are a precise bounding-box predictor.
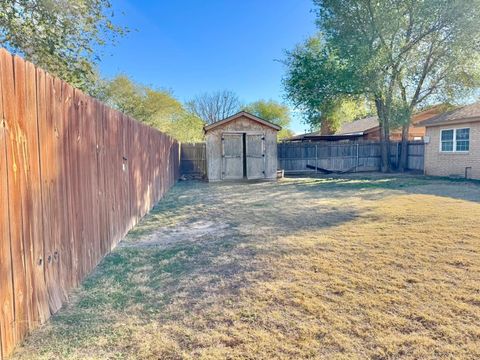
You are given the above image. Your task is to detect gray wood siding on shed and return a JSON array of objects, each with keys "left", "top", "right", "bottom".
[{"left": 205, "top": 115, "right": 278, "bottom": 181}]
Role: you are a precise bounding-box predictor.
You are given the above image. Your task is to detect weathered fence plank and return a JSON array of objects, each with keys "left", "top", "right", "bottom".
[
  {"left": 15, "top": 55, "right": 36, "bottom": 333},
  {"left": 0, "top": 49, "right": 15, "bottom": 359},
  {"left": 2, "top": 49, "right": 29, "bottom": 346},
  {"left": 32, "top": 66, "right": 51, "bottom": 324},
  {"left": 407, "top": 142, "right": 425, "bottom": 171},
  {"left": 0, "top": 49, "right": 180, "bottom": 359}
]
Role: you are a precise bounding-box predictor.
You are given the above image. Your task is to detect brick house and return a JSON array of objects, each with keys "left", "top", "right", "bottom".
[{"left": 420, "top": 102, "right": 480, "bottom": 179}]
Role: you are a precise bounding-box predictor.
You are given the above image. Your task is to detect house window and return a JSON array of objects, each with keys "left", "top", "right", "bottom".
[
  {"left": 440, "top": 128, "right": 470, "bottom": 152},
  {"left": 456, "top": 128, "right": 470, "bottom": 151},
  {"left": 441, "top": 130, "right": 454, "bottom": 151}
]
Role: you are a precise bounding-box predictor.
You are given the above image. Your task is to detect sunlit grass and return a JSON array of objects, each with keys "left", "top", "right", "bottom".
[{"left": 13, "top": 175, "right": 480, "bottom": 359}]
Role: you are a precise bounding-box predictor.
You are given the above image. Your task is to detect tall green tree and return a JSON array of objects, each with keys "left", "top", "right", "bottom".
[
  {"left": 100, "top": 75, "right": 204, "bottom": 143},
  {"left": 319, "top": 98, "right": 371, "bottom": 135},
  {"left": 283, "top": 36, "right": 371, "bottom": 134},
  {"left": 243, "top": 100, "right": 295, "bottom": 140},
  {"left": 285, "top": 1, "right": 480, "bottom": 171},
  {"left": 0, "top": 0, "right": 127, "bottom": 93}
]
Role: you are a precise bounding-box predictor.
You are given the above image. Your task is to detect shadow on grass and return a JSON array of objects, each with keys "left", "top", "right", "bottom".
[
  {"left": 58, "top": 204, "right": 360, "bottom": 316},
  {"left": 76, "top": 174, "right": 480, "bottom": 323},
  {"left": 279, "top": 173, "right": 480, "bottom": 203},
  {"left": 22, "top": 183, "right": 362, "bottom": 358},
  {"left": 14, "top": 173, "right": 480, "bottom": 359}
]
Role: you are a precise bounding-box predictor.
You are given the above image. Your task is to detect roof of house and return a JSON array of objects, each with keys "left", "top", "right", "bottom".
[
  {"left": 284, "top": 105, "right": 448, "bottom": 142},
  {"left": 204, "top": 111, "right": 282, "bottom": 132},
  {"left": 419, "top": 102, "right": 480, "bottom": 127},
  {"left": 412, "top": 106, "right": 450, "bottom": 124},
  {"left": 336, "top": 105, "right": 447, "bottom": 134},
  {"left": 337, "top": 116, "right": 379, "bottom": 135},
  {"left": 285, "top": 131, "right": 364, "bottom": 142}
]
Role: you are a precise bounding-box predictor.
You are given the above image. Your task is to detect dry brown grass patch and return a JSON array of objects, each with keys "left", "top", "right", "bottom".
[{"left": 13, "top": 175, "right": 480, "bottom": 359}]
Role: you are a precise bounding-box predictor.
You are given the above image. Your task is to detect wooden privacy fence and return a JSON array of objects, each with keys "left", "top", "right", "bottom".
[
  {"left": 180, "top": 143, "right": 206, "bottom": 177},
  {"left": 278, "top": 141, "right": 425, "bottom": 173},
  {"left": 179, "top": 141, "right": 424, "bottom": 178},
  {"left": 0, "top": 49, "right": 179, "bottom": 359}
]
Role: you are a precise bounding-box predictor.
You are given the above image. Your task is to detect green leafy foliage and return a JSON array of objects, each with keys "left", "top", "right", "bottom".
[
  {"left": 243, "top": 100, "right": 295, "bottom": 140},
  {"left": 283, "top": 36, "right": 370, "bottom": 133},
  {"left": 100, "top": 75, "right": 205, "bottom": 143},
  {"left": 0, "top": 0, "right": 127, "bottom": 94},
  {"left": 313, "top": 0, "right": 480, "bottom": 110}
]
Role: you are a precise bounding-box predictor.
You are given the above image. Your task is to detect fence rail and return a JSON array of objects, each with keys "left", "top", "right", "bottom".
[
  {"left": 0, "top": 48, "right": 179, "bottom": 359},
  {"left": 278, "top": 141, "right": 424, "bottom": 173}
]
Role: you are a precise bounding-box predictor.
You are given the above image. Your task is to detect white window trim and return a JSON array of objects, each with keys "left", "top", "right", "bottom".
[{"left": 439, "top": 127, "right": 470, "bottom": 153}]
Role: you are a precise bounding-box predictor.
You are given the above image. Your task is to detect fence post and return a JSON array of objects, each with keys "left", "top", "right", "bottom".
[
  {"left": 356, "top": 143, "right": 359, "bottom": 172},
  {"left": 315, "top": 144, "right": 318, "bottom": 173},
  {"left": 396, "top": 142, "right": 400, "bottom": 169}
]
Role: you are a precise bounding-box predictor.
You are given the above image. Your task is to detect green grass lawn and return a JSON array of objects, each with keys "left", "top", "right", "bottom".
[{"left": 13, "top": 174, "right": 480, "bottom": 359}]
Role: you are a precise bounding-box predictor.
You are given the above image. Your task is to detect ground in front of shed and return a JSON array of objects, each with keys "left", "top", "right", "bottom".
[{"left": 12, "top": 174, "right": 480, "bottom": 359}]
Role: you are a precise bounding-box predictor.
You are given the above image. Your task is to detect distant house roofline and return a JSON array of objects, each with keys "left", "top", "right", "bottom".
[
  {"left": 418, "top": 102, "right": 480, "bottom": 127},
  {"left": 204, "top": 111, "right": 282, "bottom": 133},
  {"left": 284, "top": 105, "right": 447, "bottom": 142},
  {"left": 423, "top": 116, "right": 480, "bottom": 127},
  {"left": 283, "top": 132, "right": 364, "bottom": 142},
  {"left": 337, "top": 104, "right": 448, "bottom": 134},
  {"left": 336, "top": 116, "right": 379, "bottom": 135}
]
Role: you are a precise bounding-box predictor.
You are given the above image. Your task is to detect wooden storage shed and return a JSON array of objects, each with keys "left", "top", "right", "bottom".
[{"left": 204, "top": 112, "right": 281, "bottom": 181}]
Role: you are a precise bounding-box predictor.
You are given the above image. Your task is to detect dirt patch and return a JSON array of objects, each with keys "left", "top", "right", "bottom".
[{"left": 120, "top": 220, "right": 233, "bottom": 248}]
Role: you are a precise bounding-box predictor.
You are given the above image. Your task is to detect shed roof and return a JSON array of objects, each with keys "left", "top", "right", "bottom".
[
  {"left": 204, "top": 111, "right": 282, "bottom": 133},
  {"left": 419, "top": 102, "right": 480, "bottom": 127}
]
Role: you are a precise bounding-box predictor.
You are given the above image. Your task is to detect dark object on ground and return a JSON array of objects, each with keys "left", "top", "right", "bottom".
[
  {"left": 306, "top": 164, "right": 357, "bottom": 174},
  {"left": 179, "top": 174, "right": 207, "bottom": 181}
]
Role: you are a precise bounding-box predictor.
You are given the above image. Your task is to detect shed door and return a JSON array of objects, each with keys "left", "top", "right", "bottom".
[
  {"left": 222, "top": 134, "right": 243, "bottom": 180},
  {"left": 246, "top": 134, "right": 265, "bottom": 179}
]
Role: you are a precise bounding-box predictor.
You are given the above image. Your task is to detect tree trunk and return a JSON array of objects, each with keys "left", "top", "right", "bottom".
[
  {"left": 399, "top": 124, "right": 409, "bottom": 172},
  {"left": 320, "top": 118, "right": 335, "bottom": 135},
  {"left": 380, "top": 126, "right": 391, "bottom": 173},
  {"left": 375, "top": 99, "right": 391, "bottom": 173}
]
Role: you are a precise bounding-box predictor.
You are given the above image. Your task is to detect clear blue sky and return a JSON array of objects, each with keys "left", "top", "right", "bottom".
[{"left": 99, "top": 0, "right": 317, "bottom": 134}]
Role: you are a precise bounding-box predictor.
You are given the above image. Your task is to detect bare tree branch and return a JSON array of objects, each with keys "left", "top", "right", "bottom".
[{"left": 186, "top": 90, "right": 242, "bottom": 124}]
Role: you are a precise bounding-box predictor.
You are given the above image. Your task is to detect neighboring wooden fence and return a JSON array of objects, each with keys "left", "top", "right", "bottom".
[
  {"left": 278, "top": 141, "right": 424, "bottom": 173},
  {"left": 180, "top": 143, "right": 206, "bottom": 177},
  {"left": 0, "top": 49, "right": 179, "bottom": 359},
  {"left": 178, "top": 141, "right": 424, "bottom": 179}
]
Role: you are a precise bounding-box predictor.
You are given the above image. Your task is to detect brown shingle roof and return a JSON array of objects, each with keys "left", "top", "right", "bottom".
[
  {"left": 337, "top": 116, "right": 379, "bottom": 135},
  {"left": 337, "top": 105, "right": 447, "bottom": 133},
  {"left": 419, "top": 102, "right": 480, "bottom": 127}
]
